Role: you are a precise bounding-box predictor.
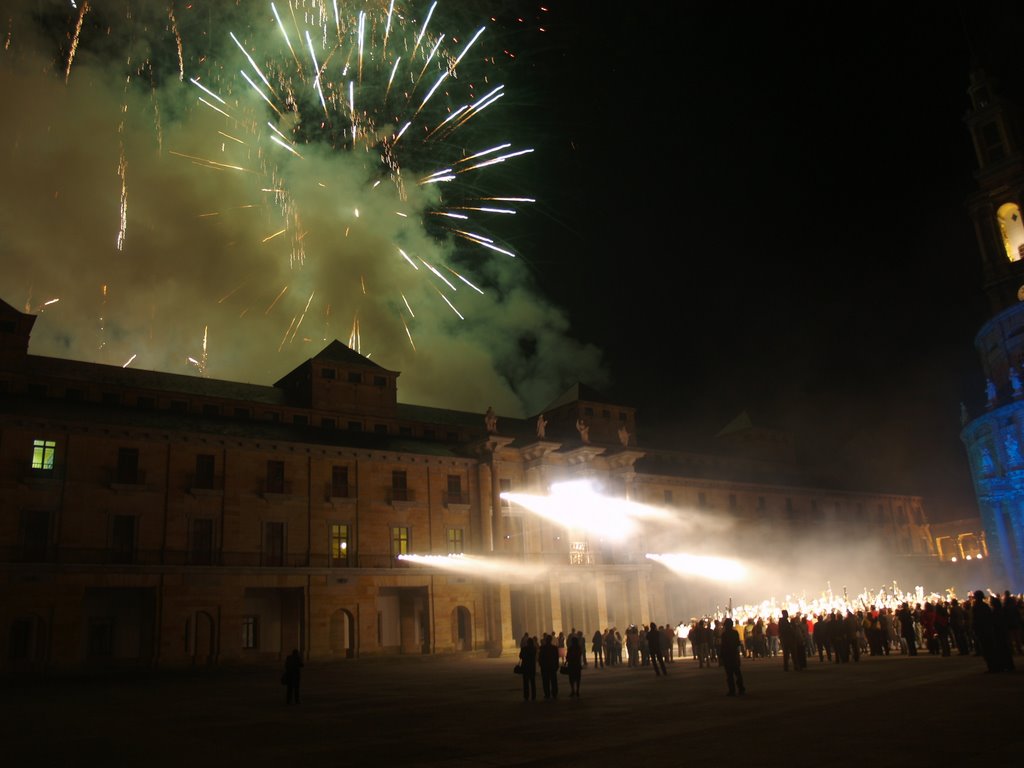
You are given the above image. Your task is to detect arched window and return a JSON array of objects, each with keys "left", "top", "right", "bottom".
[{"left": 997, "top": 202, "right": 1024, "bottom": 262}]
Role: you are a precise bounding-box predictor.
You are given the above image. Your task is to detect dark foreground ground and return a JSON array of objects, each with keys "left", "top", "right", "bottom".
[{"left": 2, "top": 651, "right": 1021, "bottom": 767}]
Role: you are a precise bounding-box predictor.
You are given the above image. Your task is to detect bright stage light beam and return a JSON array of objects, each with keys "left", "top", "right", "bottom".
[
  {"left": 502, "top": 479, "right": 676, "bottom": 542},
  {"left": 397, "top": 553, "right": 548, "bottom": 581},
  {"left": 646, "top": 553, "right": 748, "bottom": 582}
]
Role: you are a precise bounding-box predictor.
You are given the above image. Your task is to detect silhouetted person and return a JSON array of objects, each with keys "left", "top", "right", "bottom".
[
  {"left": 537, "top": 633, "right": 560, "bottom": 699},
  {"left": 566, "top": 633, "right": 583, "bottom": 697},
  {"left": 284, "top": 649, "right": 303, "bottom": 705},
  {"left": 591, "top": 629, "right": 604, "bottom": 668},
  {"left": 519, "top": 636, "right": 537, "bottom": 700},
  {"left": 897, "top": 603, "right": 917, "bottom": 656},
  {"left": 779, "top": 610, "right": 798, "bottom": 671},
  {"left": 720, "top": 618, "right": 746, "bottom": 696},
  {"left": 647, "top": 622, "right": 667, "bottom": 676}
]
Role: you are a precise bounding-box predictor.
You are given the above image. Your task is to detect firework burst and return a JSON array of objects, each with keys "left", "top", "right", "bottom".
[{"left": 182, "top": 0, "right": 534, "bottom": 356}]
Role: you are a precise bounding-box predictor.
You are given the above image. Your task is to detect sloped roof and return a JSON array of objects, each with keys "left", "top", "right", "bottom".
[
  {"left": 312, "top": 340, "right": 391, "bottom": 371},
  {"left": 542, "top": 382, "right": 626, "bottom": 412}
]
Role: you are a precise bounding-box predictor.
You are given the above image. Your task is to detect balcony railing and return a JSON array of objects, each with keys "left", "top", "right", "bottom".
[{"left": 443, "top": 491, "right": 468, "bottom": 507}]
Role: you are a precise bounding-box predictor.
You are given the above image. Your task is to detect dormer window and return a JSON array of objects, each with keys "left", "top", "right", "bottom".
[
  {"left": 321, "top": 367, "right": 336, "bottom": 380},
  {"left": 348, "top": 372, "right": 362, "bottom": 384}
]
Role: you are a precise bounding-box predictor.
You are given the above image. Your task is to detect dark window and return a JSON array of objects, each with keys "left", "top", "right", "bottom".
[
  {"left": 28, "top": 384, "right": 47, "bottom": 398},
  {"left": 242, "top": 616, "right": 259, "bottom": 649},
  {"left": 234, "top": 408, "right": 250, "bottom": 419},
  {"left": 374, "top": 424, "right": 388, "bottom": 434},
  {"left": 20, "top": 511, "right": 49, "bottom": 561},
  {"left": 111, "top": 515, "right": 136, "bottom": 563},
  {"left": 202, "top": 404, "right": 220, "bottom": 417},
  {"left": 602, "top": 409, "right": 610, "bottom": 418},
  {"left": 446, "top": 432, "right": 458, "bottom": 441},
  {"left": 348, "top": 421, "right": 362, "bottom": 432},
  {"left": 321, "top": 367, "right": 336, "bottom": 379},
  {"left": 137, "top": 396, "right": 155, "bottom": 410},
  {"left": 169, "top": 400, "right": 187, "bottom": 413},
  {"left": 9, "top": 618, "right": 33, "bottom": 661},
  {"left": 190, "top": 519, "right": 214, "bottom": 565},
  {"left": 65, "top": 388, "right": 84, "bottom": 401},
  {"left": 423, "top": 429, "right": 436, "bottom": 440},
  {"left": 116, "top": 448, "right": 139, "bottom": 484},
  {"left": 264, "top": 522, "right": 285, "bottom": 566},
  {"left": 348, "top": 371, "right": 362, "bottom": 384},
  {"left": 88, "top": 618, "right": 115, "bottom": 657},
  {"left": 266, "top": 411, "right": 280, "bottom": 422},
  {"left": 584, "top": 407, "right": 594, "bottom": 416},
  {"left": 331, "top": 466, "right": 350, "bottom": 498},
  {"left": 194, "top": 454, "right": 215, "bottom": 490},
  {"left": 293, "top": 414, "right": 308, "bottom": 426},
  {"left": 399, "top": 426, "right": 412, "bottom": 436},
  {"left": 619, "top": 412, "right": 627, "bottom": 421},
  {"left": 266, "top": 461, "right": 285, "bottom": 494},
  {"left": 374, "top": 376, "right": 386, "bottom": 387},
  {"left": 392, "top": 470, "right": 408, "bottom": 502},
  {"left": 322, "top": 417, "right": 336, "bottom": 429},
  {"left": 102, "top": 392, "right": 120, "bottom": 406},
  {"left": 446, "top": 475, "right": 463, "bottom": 504}
]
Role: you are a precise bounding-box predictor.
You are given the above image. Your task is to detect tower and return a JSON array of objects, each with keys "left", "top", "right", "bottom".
[{"left": 961, "top": 67, "right": 1024, "bottom": 590}]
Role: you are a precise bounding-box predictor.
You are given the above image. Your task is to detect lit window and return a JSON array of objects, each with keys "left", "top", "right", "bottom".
[
  {"left": 331, "top": 524, "right": 349, "bottom": 564},
  {"left": 998, "top": 202, "right": 1024, "bottom": 263},
  {"left": 391, "top": 526, "right": 410, "bottom": 557},
  {"left": 31, "top": 439, "right": 56, "bottom": 471},
  {"left": 447, "top": 528, "right": 464, "bottom": 554}
]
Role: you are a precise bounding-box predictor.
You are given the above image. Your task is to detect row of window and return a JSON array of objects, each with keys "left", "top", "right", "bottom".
[
  {"left": 659, "top": 488, "right": 913, "bottom": 524},
  {"left": 12, "top": 513, "right": 465, "bottom": 565},
  {"left": 30, "top": 440, "right": 474, "bottom": 503}
]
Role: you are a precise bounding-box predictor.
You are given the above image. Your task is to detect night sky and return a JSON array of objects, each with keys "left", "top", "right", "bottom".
[
  {"left": 3, "top": 2, "right": 1019, "bottom": 522},
  {"left": 498, "top": 2, "right": 1023, "bottom": 522}
]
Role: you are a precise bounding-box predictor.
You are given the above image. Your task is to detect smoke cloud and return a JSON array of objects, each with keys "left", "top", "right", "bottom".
[{"left": 0, "top": 1, "right": 605, "bottom": 416}]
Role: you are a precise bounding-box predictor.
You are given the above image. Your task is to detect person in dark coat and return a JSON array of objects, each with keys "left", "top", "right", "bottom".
[
  {"left": 566, "top": 633, "right": 583, "bottom": 697},
  {"left": 779, "top": 610, "right": 798, "bottom": 671},
  {"left": 647, "top": 622, "right": 667, "bottom": 676},
  {"left": 537, "top": 633, "right": 560, "bottom": 699},
  {"left": 897, "top": 603, "right": 917, "bottom": 656},
  {"left": 283, "top": 648, "right": 303, "bottom": 705},
  {"left": 591, "top": 629, "right": 604, "bottom": 668},
  {"left": 519, "top": 636, "right": 538, "bottom": 700},
  {"left": 972, "top": 590, "right": 1001, "bottom": 671},
  {"left": 720, "top": 618, "right": 746, "bottom": 696}
]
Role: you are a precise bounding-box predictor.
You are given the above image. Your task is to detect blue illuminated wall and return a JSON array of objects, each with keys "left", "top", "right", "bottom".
[{"left": 962, "top": 304, "right": 1024, "bottom": 591}]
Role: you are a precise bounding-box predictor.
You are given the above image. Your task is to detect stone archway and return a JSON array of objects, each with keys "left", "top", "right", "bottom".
[
  {"left": 330, "top": 608, "right": 356, "bottom": 658},
  {"left": 452, "top": 606, "right": 472, "bottom": 651}
]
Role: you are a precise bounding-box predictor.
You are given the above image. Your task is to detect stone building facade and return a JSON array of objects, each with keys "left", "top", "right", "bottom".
[{"left": 1, "top": 299, "right": 933, "bottom": 671}]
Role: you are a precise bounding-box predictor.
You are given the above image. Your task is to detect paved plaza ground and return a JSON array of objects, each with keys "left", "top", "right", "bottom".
[{"left": 3, "top": 651, "right": 1021, "bottom": 766}]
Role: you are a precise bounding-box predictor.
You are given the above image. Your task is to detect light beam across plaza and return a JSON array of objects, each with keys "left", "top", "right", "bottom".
[
  {"left": 646, "top": 552, "right": 748, "bottom": 582},
  {"left": 397, "top": 553, "right": 548, "bottom": 582}
]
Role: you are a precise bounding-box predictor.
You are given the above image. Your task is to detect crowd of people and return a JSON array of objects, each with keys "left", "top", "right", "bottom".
[{"left": 515, "top": 587, "right": 1021, "bottom": 699}]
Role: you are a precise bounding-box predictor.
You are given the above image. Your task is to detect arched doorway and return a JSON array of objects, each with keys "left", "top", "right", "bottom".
[
  {"left": 330, "top": 608, "right": 356, "bottom": 658},
  {"left": 193, "top": 611, "right": 216, "bottom": 665},
  {"left": 452, "top": 606, "right": 472, "bottom": 651}
]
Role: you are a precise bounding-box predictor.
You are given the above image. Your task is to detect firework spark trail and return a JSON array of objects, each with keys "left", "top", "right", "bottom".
[
  {"left": 168, "top": 6, "right": 184, "bottom": 82},
  {"left": 64, "top": 0, "right": 89, "bottom": 83}
]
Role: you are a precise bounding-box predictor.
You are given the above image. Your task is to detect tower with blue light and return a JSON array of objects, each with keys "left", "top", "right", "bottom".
[{"left": 961, "top": 68, "right": 1024, "bottom": 590}]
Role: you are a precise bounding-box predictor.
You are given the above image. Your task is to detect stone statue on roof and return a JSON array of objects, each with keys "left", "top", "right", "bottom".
[
  {"left": 536, "top": 413, "right": 547, "bottom": 439},
  {"left": 485, "top": 406, "right": 497, "bottom": 434},
  {"left": 576, "top": 418, "right": 590, "bottom": 444},
  {"left": 986, "top": 378, "right": 997, "bottom": 408},
  {"left": 618, "top": 425, "right": 630, "bottom": 447}
]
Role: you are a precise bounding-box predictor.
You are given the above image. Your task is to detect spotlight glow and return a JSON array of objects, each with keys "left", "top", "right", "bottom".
[
  {"left": 501, "top": 480, "right": 675, "bottom": 541},
  {"left": 646, "top": 552, "right": 748, "bottom": 582},
  {"left": 397, "top": 553, "right": 548, "bottom": 581}
]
